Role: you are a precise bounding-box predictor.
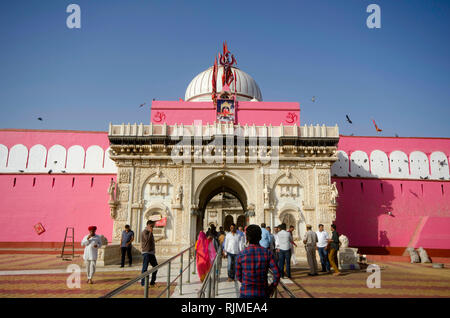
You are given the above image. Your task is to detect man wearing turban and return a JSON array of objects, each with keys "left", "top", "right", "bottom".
[{"left": 81, "top": 226, "right": 103, "bottom": 284}]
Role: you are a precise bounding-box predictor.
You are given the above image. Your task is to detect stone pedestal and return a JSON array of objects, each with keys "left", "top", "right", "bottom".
[
  {"left": 338, "top": 247, "right": 360, "bottom": 270},
  {"left": 96, "top": 243, "right": 142, "bottom": 267}
]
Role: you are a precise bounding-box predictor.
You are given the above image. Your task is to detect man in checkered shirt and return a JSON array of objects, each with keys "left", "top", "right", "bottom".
[{"left": 236, "top": 224, "right": 281, "bottom": 298}]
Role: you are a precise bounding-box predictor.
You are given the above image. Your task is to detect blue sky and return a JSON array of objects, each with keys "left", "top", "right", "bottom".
[{"left": 0, "top": 0, "right": 449, "bottom": 137}]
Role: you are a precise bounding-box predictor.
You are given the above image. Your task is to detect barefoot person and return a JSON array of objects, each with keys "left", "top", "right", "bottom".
[{"left": 81, "top": 226, "right": 102, "bottom": 284}]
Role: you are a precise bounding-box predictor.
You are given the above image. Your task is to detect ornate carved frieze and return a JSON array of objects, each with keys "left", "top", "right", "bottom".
[{"left": 119, "top": 170, "right": 130, "bottom": 184}]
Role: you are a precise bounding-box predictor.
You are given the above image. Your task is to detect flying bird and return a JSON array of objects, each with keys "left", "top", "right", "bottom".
[
  {"left": 37, "top": 117, "right": 43, "bottom": 121},
  {"left": 346, "top": 115, "right": 353, "bottom": 124},
  {"left": 311, "top": 96, "right": 316, "bottom": 103},
  {"left": 139, "top": 103, "right": 146, "bottom": 108},
  {"left": 372, "top": 119, "right": 382, "bottom": 133}
]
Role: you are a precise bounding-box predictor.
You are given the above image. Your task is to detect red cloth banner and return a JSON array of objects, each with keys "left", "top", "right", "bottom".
[
  {"left": 34, "top": 223, "right": 45, "bottom": 235},
  {"left": 155, "top": 217, "right": 167, "bottom": 227}
]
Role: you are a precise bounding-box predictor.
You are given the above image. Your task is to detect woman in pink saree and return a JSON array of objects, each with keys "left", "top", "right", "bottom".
[{"left": 195, "top": 232, "right": 217, "bottom": 282}]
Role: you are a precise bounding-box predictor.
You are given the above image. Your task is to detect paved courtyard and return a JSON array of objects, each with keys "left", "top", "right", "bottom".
[
  {"left": 284, "top": 261, "right": 450, "bottom": 298},
  {"left": 0, "top": 254, "right": 449, "bottom": 298}
]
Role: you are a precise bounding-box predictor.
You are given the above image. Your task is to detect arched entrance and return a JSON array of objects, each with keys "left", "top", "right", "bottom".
[{"left": 194, "top": 172, "right": 248, "bottom": 239}]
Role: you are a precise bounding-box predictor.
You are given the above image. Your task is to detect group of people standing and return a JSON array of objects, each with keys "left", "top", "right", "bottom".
[
  {"left": 80, "top": 221, "right": 159, "bottom": 286},
  {"left": 80, "top": 220, "right": 342, "bottom": 293},
  {"left": 195, "top": 221, "right": 343, "bottom": 298},
  {"left": 303, "top": 223, "right": 341, "bottom": 276}
]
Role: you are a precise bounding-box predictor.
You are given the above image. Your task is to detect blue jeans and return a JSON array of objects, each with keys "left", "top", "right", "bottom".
[
  {"left": 318, "top": 247, "right": 331, "bottom": 272},
  {"left": 278, "top": 249, "right": 291, "bottom": 278},
  {"left": 227, "top": 253, "right": 237, "bottom": 279},
  {"left": 141, "top": 253, "right": 158, "bottom": 286}
]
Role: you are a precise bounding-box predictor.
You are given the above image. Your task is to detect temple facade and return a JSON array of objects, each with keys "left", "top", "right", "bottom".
[{"left": 0, "top": 44, "right": 449, "bottom": 261}]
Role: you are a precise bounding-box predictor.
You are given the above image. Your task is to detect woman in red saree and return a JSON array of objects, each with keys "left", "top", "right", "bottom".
[{"left": 196, "top": 231, "right": 211, "bottom": 282}]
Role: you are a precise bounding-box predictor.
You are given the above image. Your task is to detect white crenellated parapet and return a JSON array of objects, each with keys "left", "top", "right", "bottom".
[
  {"left": 0, "top": 143, "right": 117, "bottom": 174},
  {"left": 109, "top": 122, "right": 340, "bottom": 139},
  {"left": 331, "top": 149, "right": 450, "bottom": 181}
]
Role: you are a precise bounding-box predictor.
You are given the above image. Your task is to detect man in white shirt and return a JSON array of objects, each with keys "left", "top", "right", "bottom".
[
  {"left": 275, "top": 223, "right": 292, "bottom": 278},
  {"left": 316, "top": 224, "right": 331, "bottom": 272},
  {"left": 223, "top": 223, "right": 243, "bottom": 281},
  {"left": 81, "top": 226, "right": 103, "bottom": 284}
]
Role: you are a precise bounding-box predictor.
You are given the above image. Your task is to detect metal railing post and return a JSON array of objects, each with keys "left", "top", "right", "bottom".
[
  {"left": 207, "top": 273, "right": 212, "bottom": 298},
  {"left": 179, "top": 253, "right": 183, "bottom": 295},
  {"left": 187, "top": 247, "right": 191, "bottom": 283},
  {"left": 144, "top": 275, "right": 149, "bottom": 298},
  {"left": 215, "top": 259, "right": 219, "bottom": 296},
  {"left": 167, "top": 262, "right": 171, "bottom": 298},
  {"left": 193, "top": 250, "right": 196, "bottom": 274},
  {"left": 211, "top": 262, "right": 216, "bottom": 298}
]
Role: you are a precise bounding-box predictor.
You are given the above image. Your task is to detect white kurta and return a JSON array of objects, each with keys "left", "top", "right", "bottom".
[{"left": 81, "top": 234, "right": 103, "bottom": 261}]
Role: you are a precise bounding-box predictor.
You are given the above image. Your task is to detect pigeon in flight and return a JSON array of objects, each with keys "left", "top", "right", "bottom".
[
  {"left": 37, "top": 117, "right": 43, "bottom": 121},
  {"left": 139, "top": 103, "right": 146, "bottom": 108},
  {"left": 372, "top": 119, "right": 382, "bottom": 133},
  {"left": 346, "top": 115, "right": 353, "bottom": 124},
  {"left": 311, "top": 96, "right": 316, "bottom": 103}
]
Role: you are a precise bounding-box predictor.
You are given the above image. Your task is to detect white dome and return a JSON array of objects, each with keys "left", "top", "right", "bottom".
[{"left": 185, "top": 66, "right": 263, "bottom": 102}]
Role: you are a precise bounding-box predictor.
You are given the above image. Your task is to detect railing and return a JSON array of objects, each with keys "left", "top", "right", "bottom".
[
  {"left": 197, "top": 247, "right": 223, "bottom": 298},
  {"left": 108, "top": 122, "right": 339, "bottom": 139},
  {"left": 100, "top": 245, "right": 195, "bottom": 298},
  {"left": 269, "top": 270, "right": 296, "bottom": 298}
]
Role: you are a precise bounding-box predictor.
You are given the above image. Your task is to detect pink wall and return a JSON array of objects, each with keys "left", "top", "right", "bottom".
[
  {"left": 150, "top": 100, "right": 300, "bottom": 126},
  {"left": 337, "top": 135, "right": 450, "bottom": 158},
  {"left": 333, "top": 135, "right": 450, "bottom": 252},
  {"left": 0, "top": 174, "right": 114, "bottom": 243},
  {"left": 0, "top": 129, "right": 109, "bottom": 150},
  {"left": 333, "top": 177, "right": 450, "bottom": 250}
]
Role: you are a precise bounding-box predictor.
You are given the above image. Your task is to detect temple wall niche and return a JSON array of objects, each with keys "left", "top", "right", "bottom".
[
  {"left": 390, "top": 150, "right": 409, "bottom": 178},
  {"left": 8, "top": 144, "right": 28, "bottom": 170},
  {"left": 272, "top": 173, "right": 305, "bottom": 240},
  {"left": 430, "top": 151, "right": 449, "bottom": 179},
  {"left": 331, "top": 150, "right": 349, "bottom": 176},
  {"left": 370, "top": 150, "right": 389, "bottom": 178},
  {"left": 66, "top": 145, "right": 85, "bottom": 172},
  {"left": 0, "top": 144, "right": 7, "bottom": 169},
  {"left": 410, "top": 151, "right": 430, "bottom": 178},
  {"left": 47, "top": 145, "right": 66, "bottom": 170},
  {"left": 141, "top": 172, "right": 174, "bottom": 242},
  {"left": 28, "top": 144, "right": 47, "bottom": 172},
  {"left": 350, "top": 150, "right": 370, "bottom": 177}
]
